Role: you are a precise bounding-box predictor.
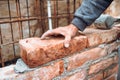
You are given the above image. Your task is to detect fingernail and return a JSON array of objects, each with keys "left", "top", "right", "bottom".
[{"left": 64, "top": 43, "right": 69, "bottom": 48}]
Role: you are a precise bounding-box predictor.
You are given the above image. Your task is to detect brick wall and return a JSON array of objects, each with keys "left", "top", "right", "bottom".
[
  {"left": 0, "top": 27, "right": 120, "bottom": 80},
  {"left": 0, "top": 0, "right": 120, "bottom": 66}
]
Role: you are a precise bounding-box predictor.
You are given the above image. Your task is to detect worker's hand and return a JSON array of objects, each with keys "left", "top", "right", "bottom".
[{"left": 41, "top": 24, "right": 78, "bottom": 48}]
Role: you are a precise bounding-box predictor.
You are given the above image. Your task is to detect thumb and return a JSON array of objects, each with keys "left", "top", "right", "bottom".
[{"left": 64, "top": 36, "right": 71, "bottom": 48}]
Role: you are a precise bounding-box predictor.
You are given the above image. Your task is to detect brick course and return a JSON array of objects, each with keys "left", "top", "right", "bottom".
[
  {"left": 67, "top": 47, "right": 107, "bottom": 71},
  {"left": 61, "top": 70, "right": 87, "bottom": 80},
  {"left": 0, "top": 28, "right": 120, "bottom": 80},
  {"left": 88, "top": 73, "right": 103, "bottom": 80},
  {"left": 88, "top": 57, "right": 116, "bottom": 75},
  {"left": 0, "top": 61, "right": 64, "bottom": 80}
]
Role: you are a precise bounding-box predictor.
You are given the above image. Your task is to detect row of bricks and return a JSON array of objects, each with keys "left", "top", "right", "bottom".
[{"left": 0, "top": 37, "right": 119, "bottom": 80}]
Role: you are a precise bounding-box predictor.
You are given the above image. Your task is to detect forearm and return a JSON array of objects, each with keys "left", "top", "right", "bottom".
[{"left": 71, "top": 0, "right": 113, "bottom": 31}]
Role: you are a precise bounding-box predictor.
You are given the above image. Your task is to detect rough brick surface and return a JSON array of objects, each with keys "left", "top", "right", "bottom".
[
  {"left": 88, "top": 73, "right": 103, "bottom": 80},
  {"left": 67, "top": 47, "right": 107, "bottom": 71},
  {"left": 0, "top": 61, "right": 64, "bottom": 80},
  {"left": 107, "top": 41, "right": 120, "bottom": 54},
  {"left": 103, "top": 64, "right": 118, "bottom": 79},
  {"left": 84, "top": 28, "right": 120, "bottom": 47},
  {"left": 88, "top": 57, "right": 117, "bottom": 74},
  {"left": 104, "top": 74, "right": 117, "bottom": 80},
  {"left": 67, "top": 41, "right": 120, "bottom": 71},
  {"left": 88, "top": 64, "right": 118, "bottom": 80},
  {"left": 61, "top": 70, "right": 87, "bottom": 80},
  {"left": 19, "top": 36, "right": 87, "bottom": 68}
]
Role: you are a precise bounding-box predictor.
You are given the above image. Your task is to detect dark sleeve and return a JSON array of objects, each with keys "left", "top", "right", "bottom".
[{"left": 71, "top": 0, "right": 113, "bottom": 31}]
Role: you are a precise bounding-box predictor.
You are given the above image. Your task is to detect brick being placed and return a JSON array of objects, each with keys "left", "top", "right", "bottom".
[{"left": 19, "top": 36, "right": 87, "bottom": 68}]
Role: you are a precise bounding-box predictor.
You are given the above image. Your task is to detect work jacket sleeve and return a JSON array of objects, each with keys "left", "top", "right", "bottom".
[{"left": 71, "top": 0, "right": 113, "bottom": 31}]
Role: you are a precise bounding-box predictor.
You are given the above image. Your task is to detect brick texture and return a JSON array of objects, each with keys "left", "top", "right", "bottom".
[
  {"left": 0, "top": 28, "right": 119, "bottom": 80},
  {"left": 104, "top": 74, "right": 117, "bottom": 80},
  {"left": 19, "top": 36, "right": 87, "bottom": 68},
  {"left": 103, "top": 64, "right": 118, "bottom": 79},
  {"left": 67, "top": 41, "right": 120, "bottom": 71},
  {"left": 85, "top": 28, "right": 120, "bottom": 47},
  {"left": 67, "top": 47, "right": 107, "bottom": 71},
  {"left": 61, "top": 70, "right": 87, "bottom": 80},
  {"left": 0, "top": 61, "right": 64, "bottom": 80},
  {"left": 88, "top": 73, "right": 103, "bottom": 80},
  {"left": 107, "top": 41, "right": 120, "bottom": 54},
  {"left": 88, "top": 62, "right": 118, "bottom": 80},
  {"left": 88, "top": 57, "right": 117, "bottom": 74}
]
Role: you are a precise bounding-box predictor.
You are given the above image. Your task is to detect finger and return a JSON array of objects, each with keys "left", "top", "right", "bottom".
[
  {"left": 41, "top": 30, "right": 54, "bottom": 39},
  {"left": 41, "top": 29, "right": 62, "bottom": 39},
  {"left": 64, "top": 35, "right": 71, "bottom": 48}
]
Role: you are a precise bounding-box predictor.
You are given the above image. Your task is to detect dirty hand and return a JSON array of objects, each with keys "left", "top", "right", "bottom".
[{"left": 41, "top": 24, "right": 78, "bottom": 48}]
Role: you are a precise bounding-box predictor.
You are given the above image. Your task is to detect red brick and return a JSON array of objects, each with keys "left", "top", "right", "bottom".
[
  {"left": 104, "top": 74, "right": 117, "bottom": 80},
  {"left": 103, "top": 64, "right": 118, "bottom": 79},
  {"left": 67, "top": 47, "right": 107, "bottom": 71},
  {"left": 61, "top": 70, "right": 86, "bottom": 80},
  {"left": 89, "top": 58, "right": 114, "bottom": 74},
  {"left": 107, "top": 41, "right": 120, "bottom": 54},
  {"left": 113, "top": 55, "right": 119, "bottom": 63},
  {"left": 67, "top": 40, "right": 120, "bottom": 71},
  {"left": 19, "top": 36, "right": 87, "bottom": 68},
  {"left": 88, "top": 73, "right": 103, "bottom": 80},
  {"left": 105, "top": 76, "right": 116, "bottom": 80},
  {"left": 0, "top": 60, "right": 64, "bottom": 80},
  {"left": 84, "top": 28, "right": 120, "bottom": 47},
  {"left": 88, "top": 65, "right": 118, "bottom": 80}
]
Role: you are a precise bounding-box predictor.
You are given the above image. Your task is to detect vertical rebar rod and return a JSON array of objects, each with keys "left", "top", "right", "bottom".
[
  {"left": 15, "top": 0, "right": 23, "bottom": 39},
  {"left": 67, "top": 0, "right": 70, "bottom": 24},
  {"left": 73, "top": 0, "right": 76, "bottom": 13},
  {"left": 26, "top": 0, "right": 31, "bottom": 37},
  {"left": 33, "top": 0, "right": 45, "bottom": 36},
  {"left": 39, "top": 0, "right": 45, "bottom": 35},
  {"left": 42, "top": 0, "right": 46, "bottom": 32},
  {"left": 8, "top": 0, "right": 16, "bottom": 58},
  {"left": 32, "top": 0, "right": 38, "bottom": 36},
  {"left": 53, "top": 0, "right": 57, "bottom": 28},
  {"left": 0, "top": 25, "right": 4, "bottom": 67},
  {"left": 18, "top": 0, "right": 23, "bottom": 38},
  {"left": 56, "top": 0, "right": 59, "bottom": 27}
]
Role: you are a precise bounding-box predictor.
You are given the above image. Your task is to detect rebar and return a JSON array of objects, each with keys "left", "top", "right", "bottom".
[{"left": 0, "top": 0, "right": 80, "bottom": 67}]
